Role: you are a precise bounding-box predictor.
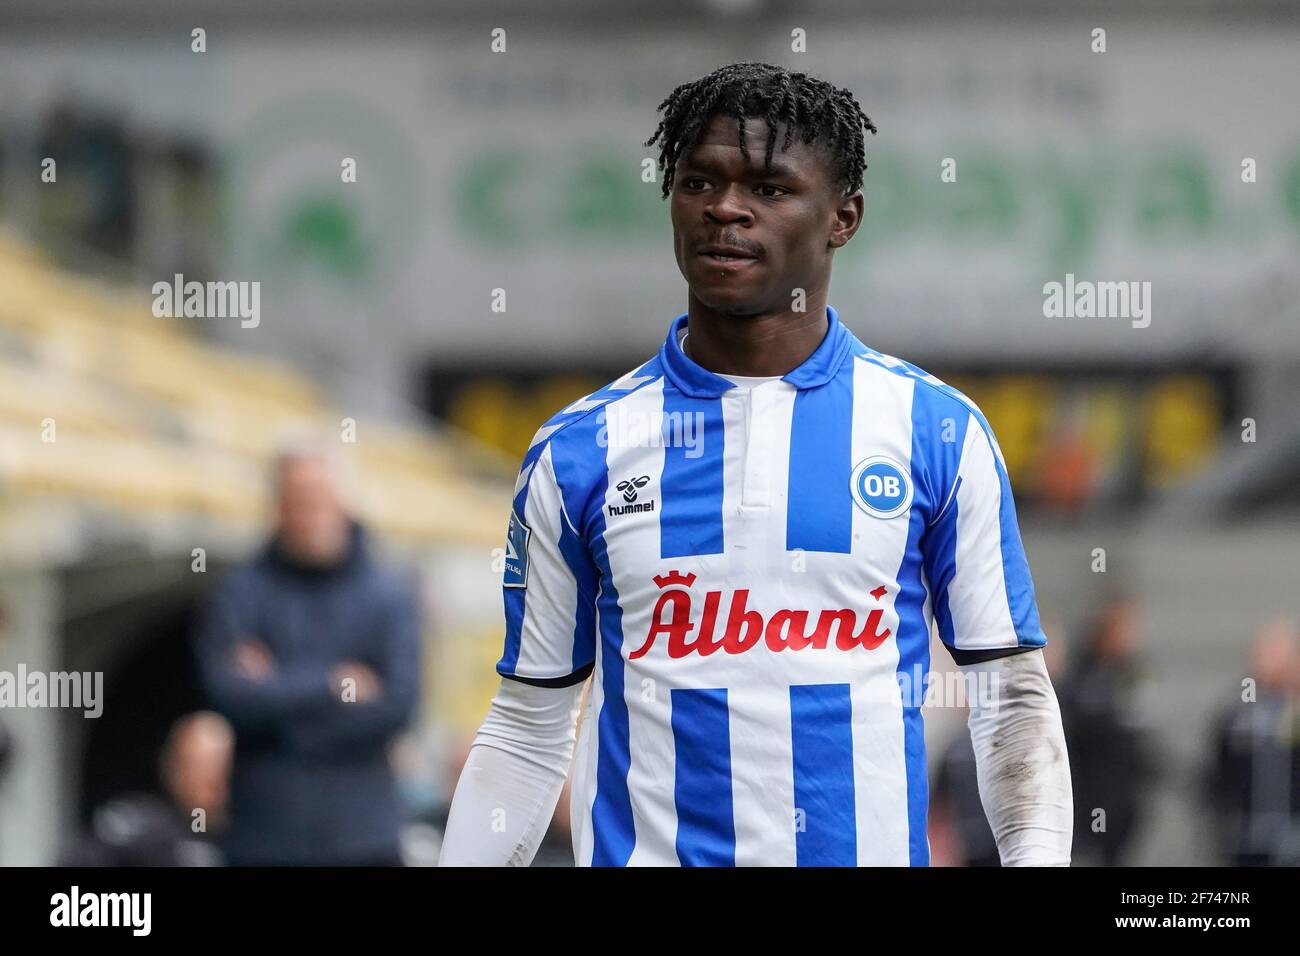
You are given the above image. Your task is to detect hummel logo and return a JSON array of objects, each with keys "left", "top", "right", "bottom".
[
  {"left": 609, "top": 476, "right": 655, "bottom": 517},
  {"left": 616, "top": 475, "right": 650, "bottom": 502}
]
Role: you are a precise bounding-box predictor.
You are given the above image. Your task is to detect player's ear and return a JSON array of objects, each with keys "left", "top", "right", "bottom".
[{"left": 828, "top": 189, "right": 864, "bottom": 250}]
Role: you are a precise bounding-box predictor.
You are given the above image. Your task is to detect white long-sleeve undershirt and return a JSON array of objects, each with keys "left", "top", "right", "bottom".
[
  {"left": 437, "top": 677, "right": 584, "bottom": 867},
  {"left": 960, "top": 648, "right": 1074, "bottom": 866}
]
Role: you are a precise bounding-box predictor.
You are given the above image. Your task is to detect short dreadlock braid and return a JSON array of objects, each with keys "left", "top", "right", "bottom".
[{"left": 644, "top": 62, "right": 878, "bottom": 200}]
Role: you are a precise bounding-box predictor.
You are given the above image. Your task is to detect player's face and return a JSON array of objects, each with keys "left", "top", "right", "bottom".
[{"left": 670, "top": 114, "right": 856, "bottom": 315}]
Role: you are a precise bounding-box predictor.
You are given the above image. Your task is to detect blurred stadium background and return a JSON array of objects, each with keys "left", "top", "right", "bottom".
[{"left": 0, "top": 0, "right": 1297, "bottom": 865}]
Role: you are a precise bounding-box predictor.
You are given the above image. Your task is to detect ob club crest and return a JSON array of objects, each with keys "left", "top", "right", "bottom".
[{"left": 850, "top": 456, "right": 913, "bottom": 519}]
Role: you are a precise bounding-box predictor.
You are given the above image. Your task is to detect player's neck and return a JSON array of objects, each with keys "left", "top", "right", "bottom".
[{"left": 683, "top": 303, "right": 829, "bottom": 378}]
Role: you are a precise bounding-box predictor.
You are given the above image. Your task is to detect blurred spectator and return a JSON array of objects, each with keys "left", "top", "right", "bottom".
[
  {"left": 1202, "top": 617, "right": 1300, "bottom": 866},
  {"left": 193, "top": 440, "right": 423, "bottom": 866},
  {"left": 932, "top": 714, "right": 1001, "bottom": 867},
  {"left": 1057, "top": 596, "right": 1159, "bottom": 865},
  {"left": 60, "top": 711, "right": 233, "bottom": 866},
  {"left": 164, "top": 711, "right": 235, "bottom": 836}
]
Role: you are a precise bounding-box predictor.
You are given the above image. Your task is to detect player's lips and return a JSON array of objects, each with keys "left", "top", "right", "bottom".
[{"left": 696, "top": 243, "right": 760, "bottom": 266}]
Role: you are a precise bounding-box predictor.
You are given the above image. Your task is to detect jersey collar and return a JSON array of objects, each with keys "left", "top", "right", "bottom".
[{"left": 659, "top": 304, "right": 853, "bottom": 398}]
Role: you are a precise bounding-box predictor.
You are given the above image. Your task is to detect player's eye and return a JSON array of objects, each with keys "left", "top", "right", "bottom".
[
  {"left": 756, "top": 184, "right": 788, "bottom": 198},
  {"left": 681, "top": 177, "right": 707, "bottom": 191}
]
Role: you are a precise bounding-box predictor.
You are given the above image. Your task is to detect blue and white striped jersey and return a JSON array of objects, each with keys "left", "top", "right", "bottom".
[{"left": 496, "top": 305, "right": 1047, "bottom": 866}]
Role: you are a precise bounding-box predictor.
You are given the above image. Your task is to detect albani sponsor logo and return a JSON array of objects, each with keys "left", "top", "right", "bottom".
[{"left": 629, "top": 571, "right": 893, "bottom": 660}]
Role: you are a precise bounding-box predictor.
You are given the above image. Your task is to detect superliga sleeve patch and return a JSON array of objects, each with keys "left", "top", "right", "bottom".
[{"left": 503, "top": 508, "right": 531, "bottom": 588}]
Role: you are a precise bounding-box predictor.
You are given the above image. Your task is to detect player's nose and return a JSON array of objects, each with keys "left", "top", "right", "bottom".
[{"left": 703, "top": 184, "right": 753, "bottom": 224}]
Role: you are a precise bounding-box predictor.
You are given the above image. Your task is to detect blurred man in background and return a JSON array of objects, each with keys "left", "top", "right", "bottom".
[
  {"left": 1058, "top": 596, "right": 1159, "bottom": 866},
  {"left": 1203, "top": 617, "right": 1299, "bottom": 866},
  {"left": 60, "top": 711, "right": 233, "bottom": 866},
  {"left": 193, "top": 440, "right": 423, "bottom": 866}
]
